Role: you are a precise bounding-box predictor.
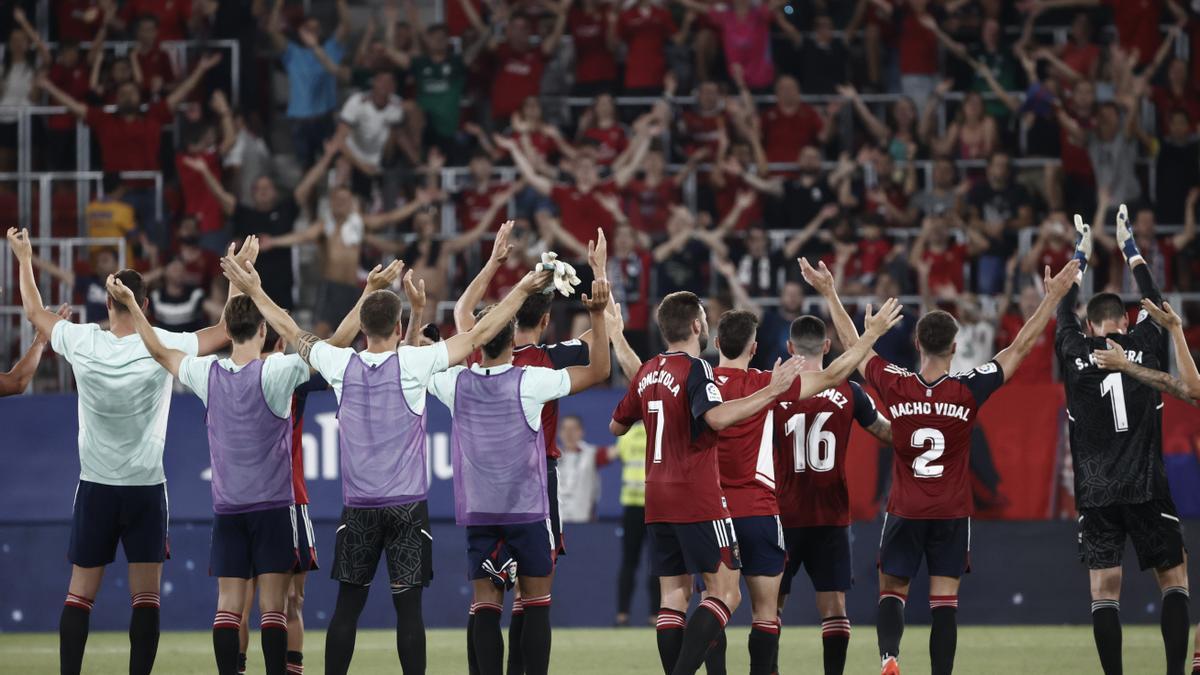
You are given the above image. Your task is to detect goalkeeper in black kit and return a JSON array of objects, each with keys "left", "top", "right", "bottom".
[{"left": 1055, "top": 204, "right": 1189, "bottom": 675}]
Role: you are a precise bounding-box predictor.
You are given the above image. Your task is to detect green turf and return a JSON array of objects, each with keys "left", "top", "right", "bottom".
[{"left": 0, "top": 626, "right": 1176, "bottom": 673}]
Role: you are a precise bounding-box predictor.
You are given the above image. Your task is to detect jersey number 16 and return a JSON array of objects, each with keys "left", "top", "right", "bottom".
[{"left": 786, "top": 412, "right": 836, "bottom": 472}]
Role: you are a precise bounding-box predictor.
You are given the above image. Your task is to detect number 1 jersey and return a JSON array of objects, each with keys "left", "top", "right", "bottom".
[
  {"left": 865, "top": 355, "right": 1005, "bottom": 519},
  {"left": 613, "top": 352, "right": 728, "bottom": 524}
]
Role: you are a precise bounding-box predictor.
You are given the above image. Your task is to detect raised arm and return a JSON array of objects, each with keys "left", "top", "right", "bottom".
[
  {"left": 796, "top": 297, "right": 903, "bottom": 399},
  {"left": 167, "top": 53, "right": 223, "bottom": 110},
  {"left": 36, "top": 74, "right": 88, "bottom": 119},
  {"left": 1173, "top": 188, "right": 1199, "bottom": 251},
  {"left": 799, "top": 257, "right": 873, "bottom": 376},
  {"left": 493, "top": 135, "right": 554, "bottom": 195},
  {"left": 703, "top": 357, "right": 804, "bottom": 431},
  {"left": 266, "top": 0, "right": 288, "bottom": 52},
  {"left": 837, "top": 84, "right": 891, "bottom": 145},
  {"left": 181, "top": 155, "right": 237, "bottom": 215},
  {"left": 0, "top": 304, "right": 68, "bottom": 396},
  {"left": 333, "top": 0, "right": 351, "bottom": 44},
  {"left": 606, "top": 301, "right": 642, "bottom": 380},
  {"left": 7, "top": 228, "right": 66, "bottom": 338},
  {"left": 1092, "top": 334, "right": 1196, "bottom": 406},
  {"left": 541, "top": 0, "right": 569, "bottom": 56},
  {"left": 402, "top": 270, "right": 427, "bottom": 346},
  {"left": 994, "top": 259, "right": 1080, "bottom": 380},
  {"left": 106, "top": 276, "right": 185, "bottom": 377},
  {"left": 919, "top": 14, "right": 969, "bottom": 61},
  {"left": 712, "top": 255, "right": 762, "bottom": 318},
  {"left": 222, "top": 255, "right": 319, "bottom": 361},
  {"left": 443, "top": 267, "right": 555, "bottom": 363},
  {"left": 194, "top": 237, "right": 260, "bottom": 356},
  {"left": 362, "top": 191, "right": 434, "bottom": 231},
  {"left": 327, "top": 261, "right": 406, "bottom": 349},
  {"left": 454, "top": 220, "right": 515, "bottom": 332},
  {"left": 1114, "top": 299, "right": 1200, "bottom": 399},
  {"left": 1114, "top": 203, "right": 1163, "bottom": 305},
  {"left": 565, "top": 280, "right": 612, "bottom": 393},
  {"left": 13, "top": 8, "right": 50, "bottom": 67}
]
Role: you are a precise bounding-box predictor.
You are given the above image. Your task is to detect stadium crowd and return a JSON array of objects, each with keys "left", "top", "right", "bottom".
[{"left": 5, "top": 0, "right": 1200, "bottom": 386}]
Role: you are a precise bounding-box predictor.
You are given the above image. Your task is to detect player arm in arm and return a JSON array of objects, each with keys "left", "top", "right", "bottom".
[
  {"left": 443, "top": 267, "right": 556, "bottom": 364},
  {"left": 563, "top": 280, "right": 612, "bottom": 394},
  {"left": 995, "top": 260, "right": 1080, "bottom": 382},
  {"left": 794, "top": 298, "right": 904, "bottom": 400},
  {"left": 0, "top": 304, "right": 68, "bottom": 396},
  {"left": 850, "top": 380, "right": 893, "bottom": 445},
  {"left": 453, "top": 221, "right": 516, "bottom": 333},
  {"left": 1093, "top": 336, "right": 1197, "bottom": 406},
  {"left": 799, "top": 257, "right": 876, "bottom": 378},
  {"left": 6, "top": 228, "right": 66, "bottom": 338},
  {"left": 326, "top": 261, "right": 406, "bottom": 349},
  {"left": 194, "top": 237, "right": 260, "bottom": 356},
  {"left": 705, "top": 358, "right": 804, "bottom": 431},
  {"left": 106, "top": 276, "right": 185, "bottom": 377}
]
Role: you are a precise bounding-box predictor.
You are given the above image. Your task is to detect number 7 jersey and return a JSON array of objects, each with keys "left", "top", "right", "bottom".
[{"left": 864, "top": 355, "right": 1005, "bottom": 519}]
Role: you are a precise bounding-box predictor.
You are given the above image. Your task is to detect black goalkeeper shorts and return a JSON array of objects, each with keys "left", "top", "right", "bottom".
[{"left": 1078, "top": 499, "right": 1186, "bottom": 571}]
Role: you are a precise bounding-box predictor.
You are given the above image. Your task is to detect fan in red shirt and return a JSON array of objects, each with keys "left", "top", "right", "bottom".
[
  {"left": 617, "top": 0, "right": 678, "bottom": 92},
  {"left": 801, "top": 256, "right": 1079, "bottom": 675},
  {"left": 576, "top": 94, "right": 629, "bottom": 166},
  {"left": 622, "top": 147, "right": 694, "bottom": 240},
  {"left": 456, "top": 154, "right": 510, "bottom": 234},
  {"left": 996, "top": 287, "right": 1056, "bottom": 384},
  {"left": 132, "top": 16, "right": 177, "bottom": 99},
  {"left": 117, "top": 0, "right": 193, "bottom": 42},
  {"left": 1056, "top": 81, "right": 1097, "bottom": 209},
  {"left": 610, "top": 291, "right": 804, "bottom": 675},
  {"left": 56, "top": 0, "right": 103, "bottom": 42},
  {"left": 46, "top": 44, "right": 91, "bottom": 168},
  {"left": 568, "top": 0, "right": 618, "bottom": 94},
  {"left": 909, "top": 217, "right": 981, "bottom": 295},
  {"left": 1151, "top": 58, "right": 1200, "bottom": 129},
  {"left": 176, "top": 94, "right": 236, "bottom": 238},
  {"left": 474, "top": 11, "right": 567, "bottom": 121},
  {"left": 772, "top": 315, "right": 893, "bottom": 673},
  {"left": 760, "top": 76, "right": 832, "bottom": 165},
  {"left": 705, "top": 303, "right": 899, "bottom": 673},
  {"left": 678, "top": 81, "right": 727, "bottom": 157}
]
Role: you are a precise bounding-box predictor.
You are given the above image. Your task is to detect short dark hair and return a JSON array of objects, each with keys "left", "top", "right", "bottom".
[
  {"left": 1087, "top": 292, "right": 1126, "bottom": 325},
  {"left": 263, "top": 324, "right": 283, "bottom": 354},
  {"left": 516, "top": 292, "right": 554, "bottom": 329},
  {"left": 477, "top": 304, "right": 516, "bottom": 359},
  {"left": 421, "top": 323, "right": 442, "bottom": 343},
  {"left": 915, "top": 310, "right": 958, "bottom": 356},
  {"left": 789, "top": 315, "right": 828, "bottom": 357},
  {"left": 360, "top": 290, "right": 402, "bottom": 339},
  {"left": 102, "top": 172, "right": 122, "bottom": 194},
  {"left": 224, "top": 295, "right": 264, "bottom": 343},
  {"left": 109, "top": 269, "right": 146, "bottom": 313},
  {"left": 656, "top": 292, "right": 704, "bottom": 344},
  {"left": 426, "top": 22, "right": 448, "bottom": 35},
  {"left": 716, "top": 310, "right": 758, "bottom": 359}
]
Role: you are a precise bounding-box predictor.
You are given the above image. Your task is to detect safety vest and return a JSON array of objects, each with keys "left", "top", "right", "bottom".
[{"left": 617, "top": 422, "right": 647, "bottom": 507}]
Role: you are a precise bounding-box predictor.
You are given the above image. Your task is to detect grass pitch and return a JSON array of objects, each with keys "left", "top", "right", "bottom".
[{"left": 0, "top": 625, "right": 1175, "bottom": 673}]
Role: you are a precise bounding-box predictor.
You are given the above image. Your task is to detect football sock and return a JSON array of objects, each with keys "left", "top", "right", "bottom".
[
  {"left": 213, "top": 611, "right": 243, "bottom": 675},
  {"left": 703, "top": 627, "right": 726, "bottom": 674},
  {"left": 260, "top": 611, "right": 288, "bottom": 675},
  {"left": 467, "top": 608, "right": 480, "bottom": 675},
  {"left": 238, "top": 653, "right": 247, "bottom": 675},
  {"left": 672, "top": 597, "right": 731, "bottom": 675},
  {"left": 285, "top": 650, "right": 303, "bottom": 674},
  {"left": 60, "top": 593, "right": 93, "bottom": 675},
  {"left": 821, "top": 616, "right": 850, "bottom": 675},
  {"left": 472, "top": 602, "right": 504, "bottom": 675},
  {"left": 1161, "top": 587, "right": 1190, "bottom": 674},
  {"left": 129, "top": 593, "right": 161, "bottom": 675},
  {"left": 325, "top": 582, "right": 370, "bottom": 675},
  {"left": 392, "top": 586, "right": 426, "bottom": 675},
  {"left": 749, "top": 620, "right": 780, "bottom": 675},
  {"left": 877, "top": 592, "right": 906, "bottom": 663},
  {"left": 520, "top": 594, "right": 552, "bottom": 675},
  {"left": 1091, "top": 599, "right": 1122, "bottom": 675},
  {"left": 656, "top": 608, "right": 687, "bottom": 674},
  {"left": 929, "top": 596, "right": 958, "bottom": 675},
  {"left": 1191, "top": 649, "right": 1200, "bottom": 674},
  {"left": 507, "top": 597, "right": 526, "bottom": 675}
]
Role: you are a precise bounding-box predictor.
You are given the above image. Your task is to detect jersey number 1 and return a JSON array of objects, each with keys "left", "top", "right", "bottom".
[
  {"left": 1100, "top": 373, "right": 1130, "bottom": 432},
  {"left": 648, "top": 400, "right": 665, "bottom": 463},
  {"left": 786, "top": 412, "right": 835, "bottom": 472}
]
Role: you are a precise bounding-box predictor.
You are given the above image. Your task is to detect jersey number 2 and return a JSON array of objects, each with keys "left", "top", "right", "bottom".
[
  {"left": 1100, "top": 373, "right": 1130, "bottom": 432},
  {"left": 648, "top": 400, "right": 665, "bottom": 463},
  {"left": 786, "top": 412, "right": 835, "bottom": 472},
  {"left": 912, "top": 428, "right": 945, "bottom": 478}
]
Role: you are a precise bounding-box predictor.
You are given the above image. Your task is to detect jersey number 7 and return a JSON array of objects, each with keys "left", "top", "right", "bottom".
[{"left": 648, "top": 400, "right": 665, "bottom": 463}]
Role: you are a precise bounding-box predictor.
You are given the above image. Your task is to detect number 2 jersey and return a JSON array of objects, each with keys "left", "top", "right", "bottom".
[
  {"left": 1055, "top": 286, "right": 1169, "bottom": 508},
  {"left": 865, "top": 355, "right": 1005, "bottom": 519},
  {"left": 773, "top": 379, "right": 881, "bottom": 528},
  {"left": 612, "top": 352, "right": 727, "bottom": 524}
]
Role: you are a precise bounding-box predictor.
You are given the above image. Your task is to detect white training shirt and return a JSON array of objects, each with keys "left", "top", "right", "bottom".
[
  {"left": 51, "top": 321, "right": 200, "bottom": 486},
  {"left": 339, "top": 91, "right": 404, "bottom": 168},
  {"left": 176, "top": 352, "right": 310, "bottom": 417},
  {"left": 427, "top": 363, "right": 572, "bottom": 430},
  {"left": 306, "top": 340, "right": 449, "bottom": 413}
]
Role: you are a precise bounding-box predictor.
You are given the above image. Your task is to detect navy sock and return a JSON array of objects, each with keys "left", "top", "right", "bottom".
[
  {"left": 656, "top": 609, "right": 687, "bottom": 675},
  {"left": 60, "top": 594, "right": 94, "bottom": 675}
]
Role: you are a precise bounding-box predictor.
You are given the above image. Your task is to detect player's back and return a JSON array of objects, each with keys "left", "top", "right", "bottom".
[
  {"left": 864, "top": 356, "right": 1005, "bottom": 519},
  {"left": 712, "top": 366, "right": 777, "bottom": 518},
  {"left": 617, "top": 352, "right": 727, "bottom": 524},
  {"left": 1056, "top": 321, "right": 1169, "bottom": 508},
  {"left": 773, "top": 380, "right": 868, "bottom": 528},
  {"left": 511, "top": 340, "right": 589, "bottom": 459}
]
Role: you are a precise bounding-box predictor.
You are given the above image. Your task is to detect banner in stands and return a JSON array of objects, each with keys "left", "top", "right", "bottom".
[{"left": 2, "top": 385, "right": 1199, "bottom": 523}]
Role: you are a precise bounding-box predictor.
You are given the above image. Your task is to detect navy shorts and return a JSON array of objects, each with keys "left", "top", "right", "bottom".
[
  {"left": 649, "top": 518, "right": 742, "bottom": 577},
  {"left": 467, "top": 519, "right": 556, "bottom": 587},
  {"left": 781, "top": 525, "right": 853, "bottom": 594},
  {"left": 332, "top": 501, "right": 433, "bottom": 588},
  {"left": 296, "top": 504, "right": 319, "bottom": 571},
  {"left": 878, "top": 514, "right": 971, "bottom": 579},
  {"left": 210, "top": 505, "right": 299, "bottom": 579},
  {"left": 69, "top": 480, "right": 169, "bottom": 568},
  {"left": 733, "top": 515, "right": 786, "bottom": 576},
  {"left": 548, "top": 459, "right": 566, "bottom": 556}
]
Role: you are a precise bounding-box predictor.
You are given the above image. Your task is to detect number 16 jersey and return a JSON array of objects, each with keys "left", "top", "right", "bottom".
[{"left": 864, "top": 355, "right": 1005, "bottom": 519}]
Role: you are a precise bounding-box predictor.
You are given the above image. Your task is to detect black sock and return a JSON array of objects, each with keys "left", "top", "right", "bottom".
[
  {"left": 656, "top": 609, "right": 687, "bottom": 674},
  {"left": 129, "top": 594, "right": 161, "bottom": 675},
  {"left": 238, "top": 653, "right": 247, "bottom": 675},
  {"left": 877, "top": 592, "right": 906, "bottom": 662},
  {"left": 285, "top": 650, "right": 303, "bottom": 674},
  {"left": 749, "top": 620, "right": 780, "bottom": 675},
  {"left": 1091, "top": 600, "right": 1122, "bottom": 675},
  {"left": 213, "top": 611, "right": 242, "bottom": 675},
  {"left": 703, "top": 628, "right": 726, "bottom": 675},
  {"left": 520, "top": 595, "right": 552, "bottom": 675},
  {"left": 325, "top": 583, "right": 370, "bottom": 675},
  {"left": 507, "top": 598, "right": 526, "bottom": 675},
  {"left": 928, "top": 597, "right": 958, "bottom": 675},
  {"left": 672, "top": 598, "right": 731, "bottom": 675},
  {"left": 472, "top": 602, "right": 505, "bottom": 675},
  {"left": 60, "top": 594, "right": 94, "bottom": 675},
  {"left": 260, "top": 611, "right": 288, "bottom": 675},
  {"left": 392, "top": 587, "right": 427, "bottom": 674},
  {"left": 1162, "top": 587, "right": 1190, "bottom": 675},
  {"left": 468, "top": 610, "right": 480, "bottom": 675},
  {"left": 1192, "top": 648, "right": 1200, "bottom": 674},
  {"left": 821, "top": 616, "right": 850, "bottom": 675}
]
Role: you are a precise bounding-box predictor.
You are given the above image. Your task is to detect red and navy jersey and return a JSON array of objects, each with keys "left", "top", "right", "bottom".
[
  {"left": 513, "top": 340, "right": 590, "bottom": 459},
  {"left": 612, "top": 352, "right": 728, "bottom": 524},
  {"left": 289, "top": 374, "right": 327, "bottom": 506},
  {"left": 773, "top": 380, "right": 880, "bottom": 527},
  {"left": 865, "top": 356, "right": 1005, "bottom": 519},
  {"left": 712, "top": 366, "right": 782, "bottom": 518}
]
